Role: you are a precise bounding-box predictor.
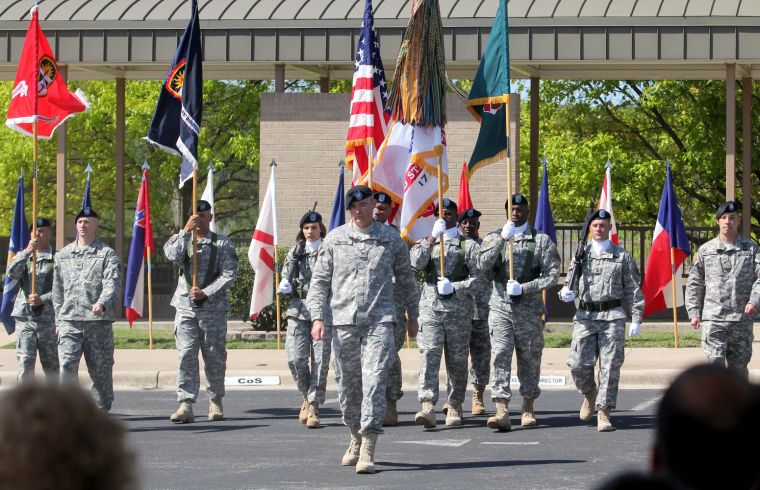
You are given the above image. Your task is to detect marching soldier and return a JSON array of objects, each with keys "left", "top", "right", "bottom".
[
  {"left": 410, "top": 198, "right": 483, "bottom": 428},
  {"left": 685, "top": 201, "right": 760, "bottom": 377},
  {"left": 164, "top": 200, "right": 238, "bottom": 423},
  {"left": 306, "top": 185, "right": 419, "bottom": 474},
  {"left": 477, "top": 195, "right": 560, "bottom": 430},
  {"left": 559, "top": 209, "right": 644, "bottom": 432},
  {"left": 278, "top": 210, "right": 331, "bottom": 428},
  {"left": 54, "top": 208, "right": 121, "bottom": 411},
  {"left": 458, "top": 208, "right": 492, "bottom": 416},
  {"left": 7, "top": 218, "right": 58, "bottom": 381}
]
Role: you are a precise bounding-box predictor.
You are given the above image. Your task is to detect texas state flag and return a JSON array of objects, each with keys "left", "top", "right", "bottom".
[
  {"left": 124, "top": 168, "right": 154, "bottom": 326},
  {"left": 642, "top": 163, "right": 690, "bottom": 317}
]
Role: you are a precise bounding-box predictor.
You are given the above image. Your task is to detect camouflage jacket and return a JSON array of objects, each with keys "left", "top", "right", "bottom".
[
  {"left": 281, "top": 241, "right": 319, "bottom": 321},
  {"left": 6, "top": 247, "right": 55, "bottom": 321}
]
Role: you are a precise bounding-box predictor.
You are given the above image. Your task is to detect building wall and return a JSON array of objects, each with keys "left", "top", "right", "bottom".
[{"left": 260, "top": 93, "right": 520, "bottom": 243}]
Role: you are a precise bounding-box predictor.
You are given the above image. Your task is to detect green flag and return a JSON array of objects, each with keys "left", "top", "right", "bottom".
[{"left": 467, "top": 0, "right": 509, "bottom": 176}]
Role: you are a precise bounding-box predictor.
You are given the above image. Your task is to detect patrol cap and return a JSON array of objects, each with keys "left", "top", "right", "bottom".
[
  {"left": 31, "top": 217, "right": 51, "bottom": 231},
  {"left": 374, "top": 192, "right": 391, "bottom": 205},
  {"left": 196, "top": 200, "right": 212, "bottom": 213},
  {"left": 458, "top": 208, "right": 482, "bottom": 222},
  {"left": 345, "top": 185, "right": 373, "bottom": 210},
  {"left": 505, "top": 194, "right": 528, "bottom": 210},
  {"left": 716, "top": 201, "right": 738, "bottom": 220},
  {"left": 433, "top": 198, "right": 458, "bottom": 215},
  {"left": 75, "top": 207, "right": 98, "bottom": 222},
  {"left": 590, "top": 209, "right": 612, "bottom": 222},
  {"left": 299, "top": 210, "right": 323, "bottom": 228}
]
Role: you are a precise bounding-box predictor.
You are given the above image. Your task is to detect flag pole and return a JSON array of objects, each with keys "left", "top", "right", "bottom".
[
  {"left": 368, "top": 146, "right": 374, "bottom": 190},
  {"left": 270, "top": 159, "right": 281, "bottom": 350},
  {"left": 505, "top": 94, "right": 514, "bottom": 279},
  {"left": 670, "top": 247, "right": 679, "bottom": 348},
  {"left": 31, "top": 120, "right": 38, "bottom": 294},
  {"left": 192, "top": 168, "right": 198, "bottom": 287},
  {"left": 437, "top": 153, "right": 445, "bottom": 278},
  {"left": 146, "top": 245, "right": 154, "bottom": 349}
]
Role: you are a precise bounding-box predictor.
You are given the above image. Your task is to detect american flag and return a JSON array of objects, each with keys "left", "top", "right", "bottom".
[{"left": 345, "top": 0, "right": 390, "bottom": 186}]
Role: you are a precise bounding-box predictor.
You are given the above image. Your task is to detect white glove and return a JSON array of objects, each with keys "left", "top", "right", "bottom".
[
  {"left": 437, "top": 277, "right": 454, "bottom": 296},
  {"left": 628, "top": 322, "right": 641, "bottom": 337},
  {"left": 431, "top": 219, "right": 447, "bottom": 239},
  {"left": 559, "top": 286, "right": 576, "bottom": 303},
  {"left": 506, "top": 280, "right": 523, "bottom": 296},
  {"left": 277, "top": 280, "right": 292, "bottom": 295},
  {"left": 501, "top": 221, "right": 516, "bottom": 240}
]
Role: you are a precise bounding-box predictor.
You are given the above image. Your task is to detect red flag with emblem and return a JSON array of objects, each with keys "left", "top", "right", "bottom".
[{"left": 6, "top": 6, "right": 87, "bottom": 139}]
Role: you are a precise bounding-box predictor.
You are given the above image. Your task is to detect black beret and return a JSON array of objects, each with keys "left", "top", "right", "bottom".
[
  {"left": 458, "top": 208, "right": 482, "bottom": 222},
  {"left": 505, "top": 193, "right": 528, "bottom": 209},
  {"left": 716, "top": 201, "right": 738, "bottom": 220},
  {"left": 75, "top": 207, "right": 98, "bottom": 222},
  {"left": 433, "top": 197, "right": 458, "bottom": 214},
  {"left": 196, "top": 200, "right": 212, "bottom": 213},
  {"left": 31, "top": 217, "right": 51, "bottom": 230},
  {"left": 590, "top": 208, "right": 612, "bottom": 221},
  {"left": 374, "top": 192, "right": 391, "bottom": 204},
  {"left": 345, "top": 185, "right": 373, "bottom": 210},
  {"left": 299, "top": 210, "right": 323, "bottom": 228}
]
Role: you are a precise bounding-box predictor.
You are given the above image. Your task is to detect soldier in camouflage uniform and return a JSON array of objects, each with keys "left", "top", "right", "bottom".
[
  {"left": 278, "top": 210, "right": 330, "bottom": 428},
  {"left": 53, "top": 208, "right": 120, "bottom": 411},
  {"left": 306, "top": 185, "right": 419, "bottom": 474},
  {"left": 410, "top": 198, "right": 483, "bottom": 428},
  {"left": 559, "top": 209, "right": 644, "bottom": 432},
  {"left": 478, "top": 195, "right": 561, "bottom": 431},
  {"left": 373, "top": 191, "right": 410, "bottom": 426},
  {"left": 164, "top": 200, "right": 238, "bottom": 423},
  {"left": 7, "top": 218, "right": 58, "bottom": 381},
  {"left": 458, "top": 208, "right": 492, "bottom": 416},
  {"left": 685, "top": 201, "right": 760, "bottom": 378}
]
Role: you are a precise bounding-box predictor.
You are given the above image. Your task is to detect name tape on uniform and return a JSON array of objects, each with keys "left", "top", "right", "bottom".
[
  {"left": 225, "top": 376, "right": 281, "bottom": 386},
  {"left": 510, "top": 375, "right": 566, "bottom": 386}
]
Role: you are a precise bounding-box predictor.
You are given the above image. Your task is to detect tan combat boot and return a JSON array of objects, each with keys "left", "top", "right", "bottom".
[
  {"left": 306, "top": 402, "right": 320, "bottom": 428},
  {"left": 299, "top": 398, "right": 309, "bottom": 424},
  {"left": 521, "top": 398, "right": 537, "bottom": 427},
  {"left": 445, "top": 403, "right": 463, "bottom": 426},
  {"left": 580, "top": 389, "right": 597, "bottom": 421},
  {"left": 383, "top": 399, "right": 398, "bottom": 427},
  {"left": 471, "top": 384, "right": 486, "bottom": 416},
  {"left": 170, "top": 399, "right": 194, "bottom": 424},
  {"left": 355, "top": 433, "right": 378, "bottom": 474},
  {"left": 341, "top": 427, "right": 361, "bottom": 466},
  {"left": 487, "top": 399, "right": 511, "bottom": 431},
  {"left": 208, "top": 397, "right": 224, "bottom": 421},
  {"left": 597, "top": 408, "right": 614, "bottom": 432},
  {"left": 415, "top": 402, "right": 436, "bottom": 428}
]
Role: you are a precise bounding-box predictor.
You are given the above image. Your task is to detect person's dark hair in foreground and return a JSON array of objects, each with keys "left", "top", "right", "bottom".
[
  {"left": 653, "top": 364, "right": 760, "bottom": 490},
  {"left": 0, "top": 382, "right": 137, "bottom": 490}
]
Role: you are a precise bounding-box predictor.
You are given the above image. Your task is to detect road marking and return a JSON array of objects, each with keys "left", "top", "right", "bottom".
[
  {"left": 482, "top": 442, "right": 540, "bottom": 446},
  {"left": 632, "top": 396, "right": 661, "bottom": 412},
  {"left": 397, "top": 439, "right": 471, "bottom": 448},
  {"left": 224, "top": 376, "right": 280, "bottom": 386}
]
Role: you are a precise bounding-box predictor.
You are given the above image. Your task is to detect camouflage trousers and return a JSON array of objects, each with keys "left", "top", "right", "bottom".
[
  {"left": 58, "top": 320, "right": 114, "bottom": 411},
  {"left": 567, "top": 318, "right": 625, "bottom": 410},
  {"left": 385, "top": 319, "right": 408, "bottom": 401},
  {"left": 469, "top": 318, "right": 491, "bottom": 387},
  {"left": 334, "top": 323, "right": 394, "bottom": 436},
  {"left": 417, "top": 309, "right": 472, "bottom": 406},
  {"left": 174, "top": 309, "right": 228, "bottom": 402},
  {"left": 286, "top": 317, "right": 332, "bottom": 404},
  {"left": 15, "top": 317, "right": 58, "bottom": 382},
  {"left": 701, "top": 319, "right": 754, "bottom": 378},
  {"left": 489, "top": 307, "right": 544, "bottom": 401}
]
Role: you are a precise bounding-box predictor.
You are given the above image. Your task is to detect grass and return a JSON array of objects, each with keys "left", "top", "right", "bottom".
[{"left": 3, "top": 329, "right": 701, "bottom": 349}]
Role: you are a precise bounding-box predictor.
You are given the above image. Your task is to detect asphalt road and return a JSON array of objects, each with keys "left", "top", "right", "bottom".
[{"left": 110, "top": 388, "right": 662, "bottom": 489}]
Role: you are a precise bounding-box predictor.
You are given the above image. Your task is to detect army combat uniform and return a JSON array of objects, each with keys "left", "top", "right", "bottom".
[
  {"left": 53, "top": 238, "right": 120, "bottom": 411},
  {"left": 467, "top": 235, "right": 492, "bottom": 412},
  {"left": 6, "top": 246, "right": 58, "bottom": 381},
  {"left": 164, "top": 228, "right": 238, "bottom": 410},
  {"left": 686, "top": 235, "right": 760, "bottom": 377},
  {"left": 478, "top": 225, "right": 560, "bottom": 428}
]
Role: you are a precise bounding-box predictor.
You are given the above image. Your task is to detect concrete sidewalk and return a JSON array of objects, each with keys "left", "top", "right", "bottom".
[{"left": 1, "top": 344, "right": 758, "bottom": 390}]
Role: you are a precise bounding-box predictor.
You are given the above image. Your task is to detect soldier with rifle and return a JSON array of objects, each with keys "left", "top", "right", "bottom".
[{"left": 559, "top": 207, "right": 644, "bottom": 432}]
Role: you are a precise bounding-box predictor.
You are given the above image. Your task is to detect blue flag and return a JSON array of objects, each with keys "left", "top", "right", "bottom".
[
  {"left": 329, "top": 164, "right": 345, "bottom": 231},
  {"left": 1, "top": 175, "right": 30, "bottom": 334},
  {"left": 534, "top": 157, "right": 556, "bottom": 244},
  {"left": 81, "top": 169, "right": 92, "bottom": 210},
  {"left": 145, "top": 0, "right": 202, "bottom": 189}
]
